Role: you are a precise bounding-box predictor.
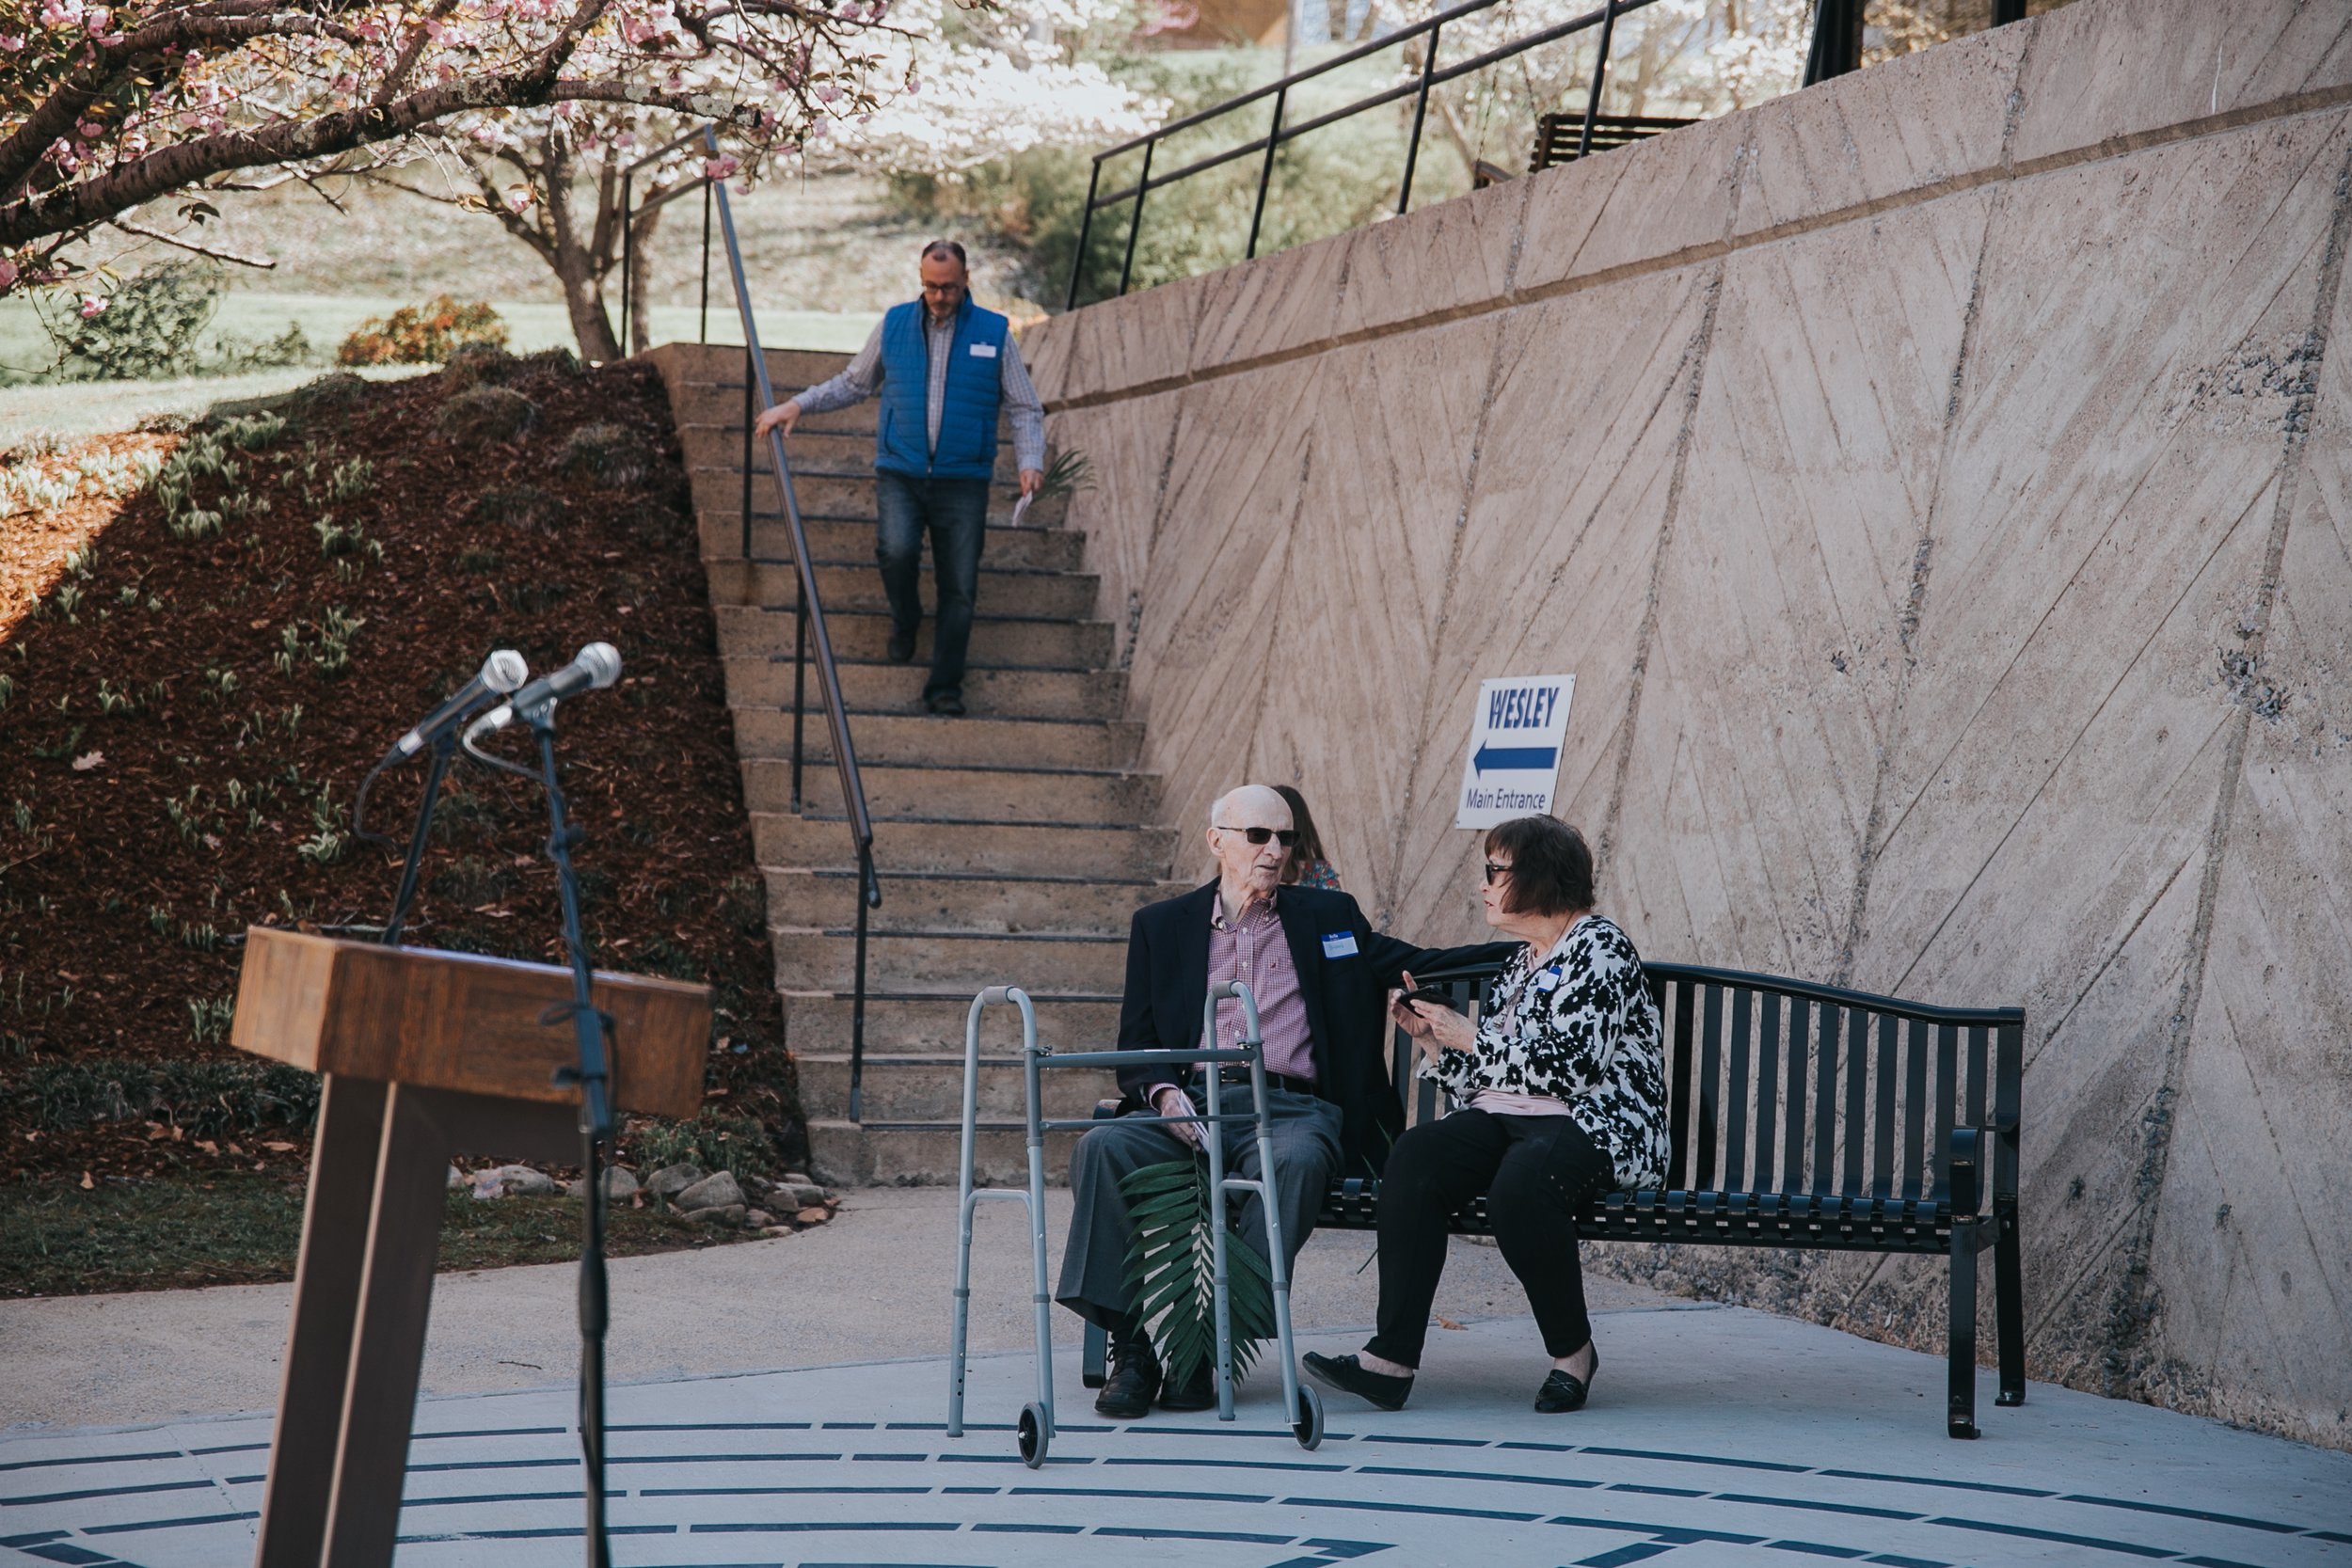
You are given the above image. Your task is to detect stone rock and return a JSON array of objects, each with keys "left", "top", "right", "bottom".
[
  {"left": 683, "top": 1203, "right": 746, "bottom": 1227},
  {"left": 745, "top": 1208, "right": 775, "bottom": 1228},
  {"left": 495, "top": 1164, "right": 559, "bottom": 1197},
  {"left": 675, "top": 1169, "right": 745, "bottom": 1213},
  {"left": 779, "top": 1172, "right": 816, "bottom": 1188},
  {"left": 795, "top": 1206, "right": 829, "bottom": 1225},
  {"left": 645, "top": 1163, "right": 705, "bottom": 1200},
  {"left": 760, "top": 1226, "right": 795, "bottom": 1239},
  {"left": 779, "top": 1182, "right": 828, "bottom": 1209},
  {"left": 564, "top": 1167, "right": 641, "bottom": 1201}
]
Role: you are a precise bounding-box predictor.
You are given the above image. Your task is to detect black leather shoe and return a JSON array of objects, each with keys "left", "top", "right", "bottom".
[
  {"left": 1534, "top": 1350, "right": 1598, "bottom": 1413},
  {"left": 1093, "top": 1336, "right": 1162, "bottom": 1419},
  {"left": 1156, "top": 1359, "right": 1216, "bottom": 1412},
  {"left": 1302, "top": 1351, "right": 1411, "bottom": 1412},
  {"left": 886, "top": 628, "right": 917, "bottom": 663},
  {"left": 926, "top": 690, "right": 965, "bottom": 716}
]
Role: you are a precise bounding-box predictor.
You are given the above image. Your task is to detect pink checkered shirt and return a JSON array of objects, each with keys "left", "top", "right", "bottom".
[{"left": 1206, "top": 890, "right": 1317, "bottom": 1086}]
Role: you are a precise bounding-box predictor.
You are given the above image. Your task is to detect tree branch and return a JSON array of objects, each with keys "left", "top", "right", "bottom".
[{"left": 108, "top": 217, "right": 278, "bottom": 269}]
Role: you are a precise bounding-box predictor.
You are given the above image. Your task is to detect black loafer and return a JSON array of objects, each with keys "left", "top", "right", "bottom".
[
  {"left": 1093, "top": 1339, "right": 1163, "bottom": 1419},
  {"left": 1534, "top": 1352, "right": 1598, "bottom": 1413},
  {"left": 1302, "top": 1351, "right": 1412, "bottom": 1412},
  {"left": 926, "top": 691, "right": 965, "bottom": 716},
  {"left": 886, "top": 629, "right": 917, "bottom": 663},
  {"left": 1156, "top": 1360, "right": 1216, "bottom": 1412}
]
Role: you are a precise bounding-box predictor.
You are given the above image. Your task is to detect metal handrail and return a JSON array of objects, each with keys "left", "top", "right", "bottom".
[
  {"left": 1069, "top": 0, "right": 1667, "bottom": 306},
  {"left": 619, "top": 126, "right": 884, "bottom": 1119}
]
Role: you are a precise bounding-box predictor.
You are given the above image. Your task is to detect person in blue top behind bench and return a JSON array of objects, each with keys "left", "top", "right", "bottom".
[{"left": 753, "top": 239, "right": 1045, "bottom": 717}]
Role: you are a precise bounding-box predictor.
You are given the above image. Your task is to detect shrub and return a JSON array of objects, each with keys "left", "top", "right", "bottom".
[
  {"left": 5, "top": 1058, "right": 322, "bottom": 1139},
  {"left": 36, "top": 261, "right": 221, "bottom": 381},
  {"left": 338, "top": 296, "right": 509, "bottom": 366},
  {"left": 556, "top": 422, "right": 650, "bottom": 487},
  {"left": 290, "top": 372, "right": 371, "bottom": 419},
  {"left": 435, "top": 386, "right": 538, "bottom": 447},
  {"left": 628, "top": 1111, "right": 776, "bottom": 1183},
  {"left": 466, "top": 484, "right": 561, "bottom": 532},
  {"left": 442, "top": 341, "right": 516, "bottom": 389}
]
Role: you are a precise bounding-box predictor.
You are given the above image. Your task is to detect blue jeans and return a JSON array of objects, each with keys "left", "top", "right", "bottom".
[{"left": 874, "top": 471, "right": 988, "bottom": 703}]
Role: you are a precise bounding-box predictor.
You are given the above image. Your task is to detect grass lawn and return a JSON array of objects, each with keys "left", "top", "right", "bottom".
[
  {"left": 0, "top": 292, "right": 878, "bottom": 443},
  {"left": 0, "top": 1174, "right": 753, "bottom": 1297}
]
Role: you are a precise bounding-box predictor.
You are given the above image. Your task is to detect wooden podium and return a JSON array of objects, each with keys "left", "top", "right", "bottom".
[{"left": 230, "top": 927, "right": 713, "bottom": 1568}]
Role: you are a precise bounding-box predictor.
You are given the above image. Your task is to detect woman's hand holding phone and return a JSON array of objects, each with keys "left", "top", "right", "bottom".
[{"left": 1391, "top": 972, "right": 1475, "bottom": 1062}]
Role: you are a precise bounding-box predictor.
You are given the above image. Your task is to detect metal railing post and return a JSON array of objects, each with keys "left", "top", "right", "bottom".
[
  {"left": 1118, "top": 138, "right": 1154, "bottom": 299},
  {"left": 616, "top": 172, "right": 633, "bottom": 359},
  {"left": 850, "top": 842, "right": 874, "bottom": 1120},
  {"left": 1067, "top": 157, "right": 1104, "bottom": 310},
  {"left": 698, "top": 180, "right": 712, "bottom": 344},
  {"left": 739, "top": 343, "right": 754, "bottom": 562},
  {"left": 1247, "top": 87, "right": 1287, "bottom": 261},
  {"left": 791, "top": 542, "right": 808, "bottom": 813},
  {"left": 1397, "top": 24, "right": 1441, "bottom": 215},
  {"left": 1577, "top": 0, "right": 1620, "bottom": 159}
]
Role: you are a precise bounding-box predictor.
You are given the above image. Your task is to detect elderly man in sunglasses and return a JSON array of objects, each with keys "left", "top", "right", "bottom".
[{"left": 1058, "top": 783, "right": 1513, "bottom": 1418}]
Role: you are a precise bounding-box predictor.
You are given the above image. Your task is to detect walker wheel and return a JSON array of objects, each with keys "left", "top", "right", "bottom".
[
  {"left": 1293, "top": 1385, "right": 1325, "bottom": 1450},
  {"left": 1017, "top": 1402, "right": 1050, "bottom": 1468}
]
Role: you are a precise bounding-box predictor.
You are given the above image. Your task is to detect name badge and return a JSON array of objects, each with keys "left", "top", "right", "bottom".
[
  {"left": 1534, "top": 968, "right": 1563, "bottom": 991},
  {"left": 1320, "top": 931, "right": 1359, "bottom": 959},
  {"left": 969, "top": 342, "right": 999, "bottom": 358}
]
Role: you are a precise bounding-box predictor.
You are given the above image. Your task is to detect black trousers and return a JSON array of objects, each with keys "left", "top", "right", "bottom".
[{"left": 1366, "top": 1108, "right": 1617, "bottom": 1370}]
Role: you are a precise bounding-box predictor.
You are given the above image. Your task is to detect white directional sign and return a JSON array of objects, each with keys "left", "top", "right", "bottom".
[{"left": 1454, "top": 673, "right": 1575, "bottom": 829}]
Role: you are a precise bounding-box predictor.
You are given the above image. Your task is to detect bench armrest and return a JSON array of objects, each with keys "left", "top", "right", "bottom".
[{"left": 1947, "top": 1127, "right": 1982, "bottom": 1216}]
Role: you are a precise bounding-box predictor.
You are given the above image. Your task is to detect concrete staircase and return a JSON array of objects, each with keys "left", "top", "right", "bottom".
[{"left": 647, "top": 343, "right": 1181, "bottom": 1186}]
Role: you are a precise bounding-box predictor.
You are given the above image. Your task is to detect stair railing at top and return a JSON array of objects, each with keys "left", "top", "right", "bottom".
[{"left": 620, "top": 125, "right": 884, "bottom": 1121}]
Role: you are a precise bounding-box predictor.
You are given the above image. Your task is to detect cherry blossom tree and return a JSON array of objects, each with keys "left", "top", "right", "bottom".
[{"left": 0, "top": 0, "right": 893, "bottom": 309}]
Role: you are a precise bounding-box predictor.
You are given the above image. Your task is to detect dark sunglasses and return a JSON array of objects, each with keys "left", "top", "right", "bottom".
[
  {"left": 1484, "top": 861, "right": 1513, "bottom": 884},
  {"left": 1217, "top": 825, "right": 1300, "bottom": 847}
]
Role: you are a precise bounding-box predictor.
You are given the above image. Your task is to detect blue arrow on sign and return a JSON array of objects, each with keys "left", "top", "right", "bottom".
[{"left": 1474, "top": 742, "right": 1558, "bottom": 776}]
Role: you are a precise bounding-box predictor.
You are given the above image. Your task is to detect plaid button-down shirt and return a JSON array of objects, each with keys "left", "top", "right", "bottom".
[
  {"left": 1206, "top": 891, "right": 1317, "bottom": 1085},
  {"left": 795, "top": 309, "right": 1046, "bottom": 473}
]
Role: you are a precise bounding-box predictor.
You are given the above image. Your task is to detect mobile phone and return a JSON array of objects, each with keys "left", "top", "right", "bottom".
[{"left": 1393, "top": 988, "right": 1452, "bottom": 1013}]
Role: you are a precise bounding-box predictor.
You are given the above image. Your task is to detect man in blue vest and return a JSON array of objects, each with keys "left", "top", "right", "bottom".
[{"left": 754, "top": 240, "right": 1044, "bottom": 716}]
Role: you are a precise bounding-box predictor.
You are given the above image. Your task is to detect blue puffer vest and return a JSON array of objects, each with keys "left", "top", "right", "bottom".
[{"left": 875, "top": 296, "right": 1009, "bottom": 481}]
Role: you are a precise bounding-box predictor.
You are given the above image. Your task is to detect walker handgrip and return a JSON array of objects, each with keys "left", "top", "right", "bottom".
[{"left": 978, "top": 985, "right": 1014, "bottom": 1006}]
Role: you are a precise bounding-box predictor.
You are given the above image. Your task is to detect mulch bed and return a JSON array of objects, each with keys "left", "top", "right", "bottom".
[{"left": 0, "top": 353, "right": 796, "bottom": 1191}]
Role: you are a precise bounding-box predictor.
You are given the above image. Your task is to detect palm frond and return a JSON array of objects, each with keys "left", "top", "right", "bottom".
[{"left": 1118, "top": 1157, "right": 1277, "bottom": 1389}]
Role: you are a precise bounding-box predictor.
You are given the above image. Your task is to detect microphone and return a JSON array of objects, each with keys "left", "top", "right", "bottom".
[
  {"left": 380, "top": 649, "right": 528, "bottom": 767},
  {"left": 463, "top": 641, "right": 622, "bottom": 742}
]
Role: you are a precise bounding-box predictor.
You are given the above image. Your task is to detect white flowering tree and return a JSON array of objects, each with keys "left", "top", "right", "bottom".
[{"left": 0, "top": 0, "right": 896, "bottom": 329}]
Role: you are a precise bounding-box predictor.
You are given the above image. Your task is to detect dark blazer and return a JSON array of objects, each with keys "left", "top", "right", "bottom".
[{"left": 1114, "top": 880, "right": 1513, "bottom": 1178}]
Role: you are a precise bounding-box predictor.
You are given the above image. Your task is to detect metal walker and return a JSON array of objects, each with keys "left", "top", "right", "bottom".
[{"left": 946, "top": 980, "right": 1325, "bottom": 1466}]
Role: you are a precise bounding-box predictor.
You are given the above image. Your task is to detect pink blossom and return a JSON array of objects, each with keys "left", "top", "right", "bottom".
[
  {"left": 621, "top": 15, "right": 658, "bottom": 43},
  {"left": 38, "top": 0, "right": 81, "bottom": 26},
  {"left": 816, "top": 83, "right": 840, "bottom": 103},
  {"left": 806, "top": 119, "right": 827, "bottom": 138},
  {"left": 0, "top": 33, "right": 24, "bottom": 50},
  {"left": 905, "top": 74, "right": 919, "bottom": 94},
  {"left": 78, "top": 293, "right": 109, "bottom": 318},
  {"left": 0, "top": 261, "right": 18, "bottom": 293},
  {"left": 333, "top": 71, "right": 357, "bottom": 91},
  {"left": 77, "top": 119, "right": 103, "bottom": 137},
  {"left": 703, "top": 153, "right": 740, "bottom": 181},
  {"left": 86, "top": 6, "right": 108, "bottom": 31},
  {"left": 504, "top": 187, "right": 532, "bottom": 212}
]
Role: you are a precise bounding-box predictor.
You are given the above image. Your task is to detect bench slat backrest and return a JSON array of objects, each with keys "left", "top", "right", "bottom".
[{"left": 1391, "top": 958, "right": 2023, "bottom": 1205}]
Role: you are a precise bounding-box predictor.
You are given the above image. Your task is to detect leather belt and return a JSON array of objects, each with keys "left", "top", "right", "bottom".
[{"left": 1215, "top": 1065, "right": 1315, "bottom": 1096}]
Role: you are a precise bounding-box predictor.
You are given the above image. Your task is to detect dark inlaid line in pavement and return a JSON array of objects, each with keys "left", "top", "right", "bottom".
[
  {"left": 1092, "top": 1526, "right": 1298, "bottom": 1545},
  {"left": 607, "top": 1453, "right": 842, "bottom": 1465},
  {"left": 1356, "top": 1466, "right": 1601, "bottom": 1491},
  {"left": 946, "top": 1456, "right": 1100, "bottom": 1467},
  {"left": 1302, "top": 1544, "right": 1391, "bottom": 1560},
  {"left": 850, "top": 1454, "right": 929, "bottom": 1463},
  {"left": 1865, "top": 1555, "right": 1953, "bottom": 1568},
  {"left": 2061, "top": 1493, "right": 2308, "bottom": 1533},
  {"left": 2312, "top": 1531, "right": 2352, "bottom": 1545},
  {"left": 940, "top": 1487, "right": 1000, "bottom": 1495},
  {"left": 1495, "top": 1442, "right": 1578, "bottom": 1454},
  {"left": 609, "top": 1422, "right": 812, "bottom": 1433},
  {"left": 184, "top": 1445, "right": 267, "bottom": 1457},
  {"left": 1761, "top": 1542, "right": 1872, "bottom": 1560},
  {"left": 1280, "top": 1497, "right": 1543, "bottom": 1524},
  {"left": 412, "top": 1427, "right": 567, "bottom": 1441},
  {"left": 2179, "top": 1556, "right": 2291, "bottom": 1568},
  {"left": 16, "top": 1543, "right": 119, "bottom": 1566},
  {"left": 1712, "top": 1494, "right": 1922, "bottom": 1522},
  {"left": 81, "top": 1512, "right": 258, "bottom": 1535},
  {"left": 1544, "top": 1517, "right": 1765, "bottom": 1546},
  {"left": 1818, "top": 1468, "right": 2051, "bottom": 1497},
  {"left": 1925, "top": 1515, "right": 2174, "bottom": 1558},
  {"left": 1, "top": 1480, "right": 212, "bottom": 1508},
  {"left": 1349, "top": 1434, "right": 1491, "bottom": 1449},
  {"left": 0, "top": 1531, "right": 69, "bottom": 1547},
  {"left": 972, "top": 1523, "right": 1085, "bottom": 1534},
  {"left": 405, "top": 1457, "right": 577, "bottom": 1473},
  {"left": 0, "top": 1453, "right": 181, "bottom": 1475},
  {"left": 821, "top": 1423, "right": 877, "bottom": 1430},
  {"left": 401, "top": 1491, "right": 595, "bottom": 1508},
  {"left": 1582, "top": 1447, "right": 1809, "bottom": 1474},
  {"left": 1572, "top": 1544, "right": 1679, "bottom": 1567},
  {"left": 638, "top": 1485, "right": 934, "bottom": 1498},
  {"left": 1009, "top": 1486, "right": 1272, "bottom": 1504},
  {"left": 1606, "top": 1485, "right": 1706, "bottom": 1498},
  {"left": 394, "top": 1524, "right": 675, "bottom": 1541},
  {"left": 690, "top": 1521, "right": 961, "bottom": 1534},
  {"left": 1115, "top": 1425, "right": 1306, "bottom": 1440},
  {"left": 1100, "top": 1456, "right": 1348, "bottom": 1474}
]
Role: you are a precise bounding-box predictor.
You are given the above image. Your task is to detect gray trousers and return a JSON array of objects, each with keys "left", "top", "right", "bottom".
[{"left": 1055, "top": 1084, "right": 1344, "bottom": 1330}]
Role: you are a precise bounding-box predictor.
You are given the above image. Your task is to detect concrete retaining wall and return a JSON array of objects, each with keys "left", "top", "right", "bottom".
[{"left": 1021, "top": 0, "right": 2352, "bottom": 1448}]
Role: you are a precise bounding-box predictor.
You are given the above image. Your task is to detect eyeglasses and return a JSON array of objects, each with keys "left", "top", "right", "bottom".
[
  {"left": 1216, "top": 825, "right": 1300, "bottom": 847},
  {"left": 1484, "top": 861, "right": 1513, "bottom": 884}
]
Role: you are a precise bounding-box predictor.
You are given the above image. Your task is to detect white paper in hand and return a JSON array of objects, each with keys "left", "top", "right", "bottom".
[{"left": 1009, "top": 492, "right": 1033, "bottom": 528}]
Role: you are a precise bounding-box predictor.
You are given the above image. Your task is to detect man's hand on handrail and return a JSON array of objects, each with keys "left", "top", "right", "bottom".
[
  {"left": 1152, "top": 1085, "right": 1204, "bottom": 1148},
  {"left": 753, "top": 399, "right": 802, "bottom": 441}
]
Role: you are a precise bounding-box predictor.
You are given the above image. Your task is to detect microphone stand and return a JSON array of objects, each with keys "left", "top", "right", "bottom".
[
  {"left": 525, "top": 700, "right": 616, "bottom": 1568},
  {"left": 381, "top": 731, "right": 459, "bottom": 946}
]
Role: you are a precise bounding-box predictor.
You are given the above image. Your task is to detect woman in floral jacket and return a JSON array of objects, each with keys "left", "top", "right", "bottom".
[{"left": 1303, "top": 816, "right": 1668, "bottom": 1416}]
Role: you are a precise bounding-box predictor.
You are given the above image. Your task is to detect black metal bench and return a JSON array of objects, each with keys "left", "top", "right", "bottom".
[
  {"left": 1531, "top": 111, "right": 1701, "bottom": 171},
  {"left": 1081, "top": 959, "right": 2025, "bottom": 1438}
]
